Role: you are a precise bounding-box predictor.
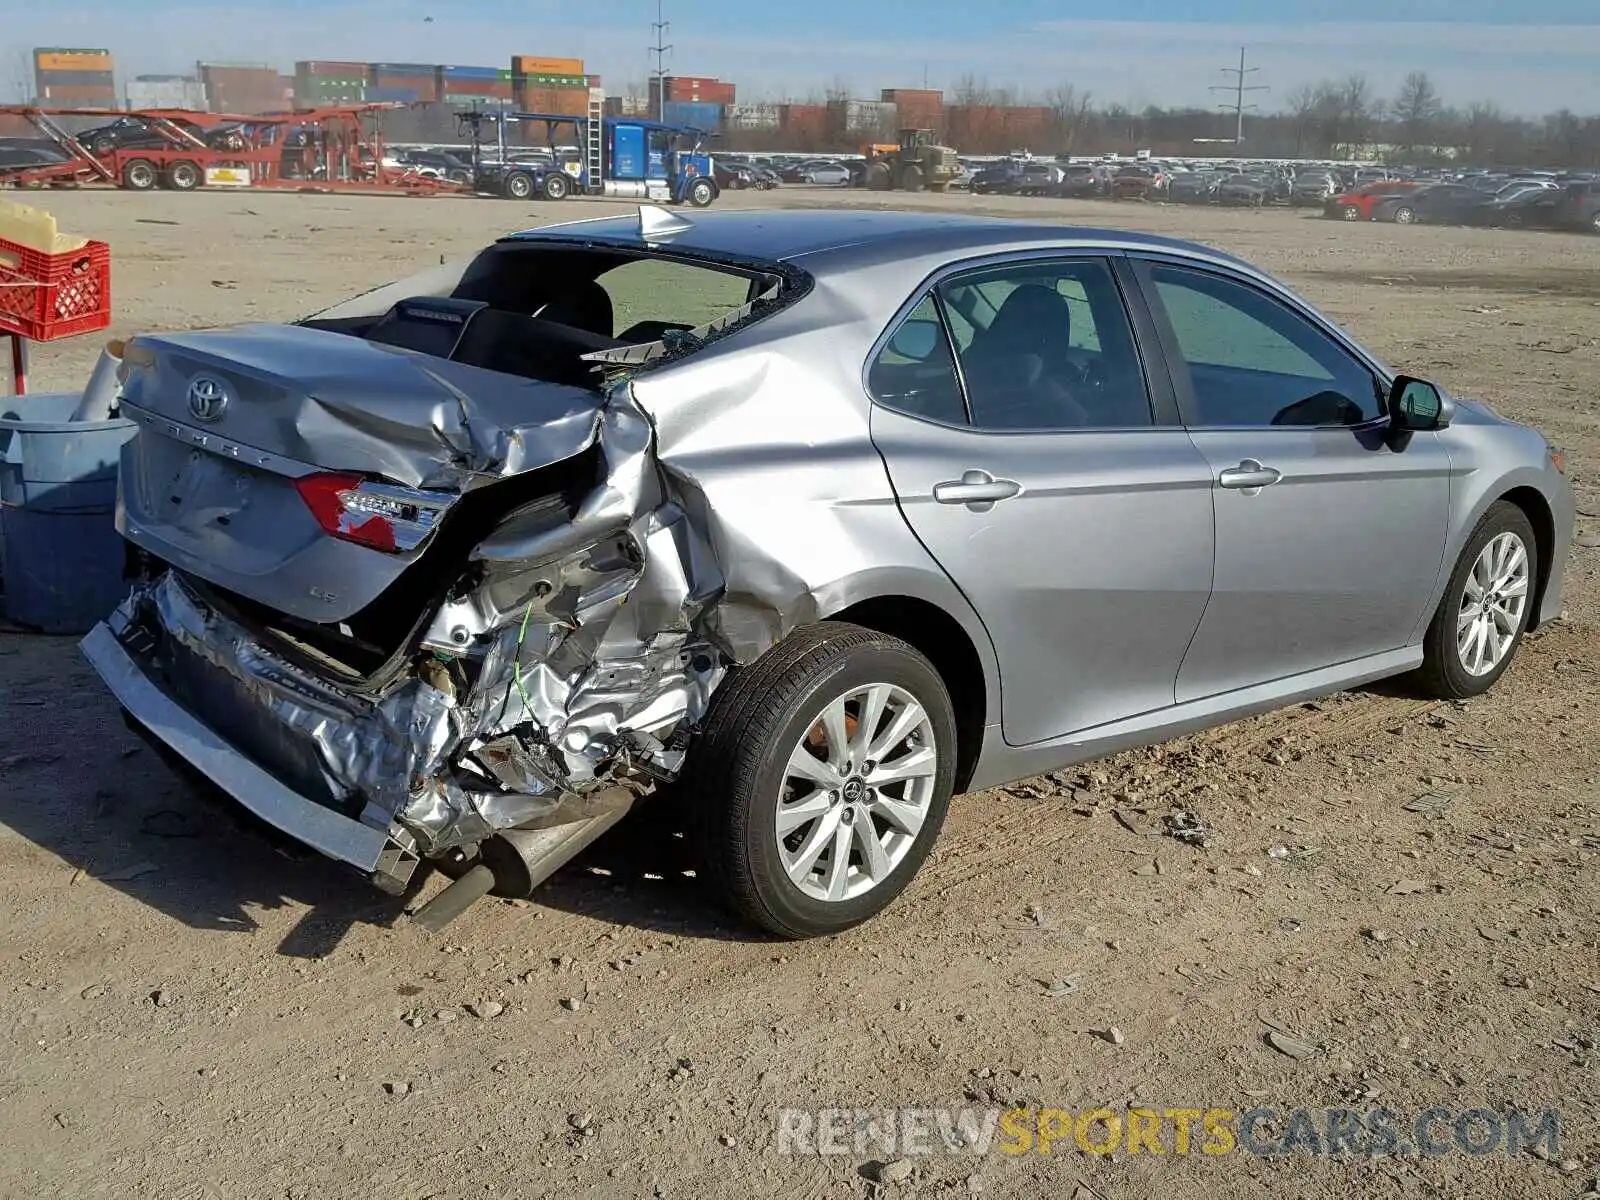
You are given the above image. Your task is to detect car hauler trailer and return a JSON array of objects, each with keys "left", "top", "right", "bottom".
[
  {"left": 459, "top": 87, "right": 717, "bottom": 206},
  {"left": 0, "top": 104, "right": 469, "bottom": 195}
]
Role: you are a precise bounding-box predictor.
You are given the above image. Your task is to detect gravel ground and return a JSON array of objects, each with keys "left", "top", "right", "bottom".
[{"left": 2, "top": 186, "right": 1597, "bottom": 1200}]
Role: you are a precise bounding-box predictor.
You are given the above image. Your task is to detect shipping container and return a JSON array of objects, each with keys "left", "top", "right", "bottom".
[
  {"left": 364, "top": 87, "right": 420, "bottom": 104},
  {"left": 513, "top": 56, "right": 584, "bottom": 76},
  {"left": 296, "top": 60, "right": 368, "bottom": 76},
  {"left": 440, "top": 65, "right": 502, "bottom": 80},
  {"left": 515, "top": 73, "right": 588, "bottom": 89},
  {"left": 662, "top": 100, "right": 722, "bottom": 130},
  {"left": 35, "top": 70, "right": 116, "bottom": 89},
  {"left": 513, "top": 86, "right": 591, "bottom": 117},
  {"left": 725, "top": 102, "right": 780, "bottom": 130},
  {"left": 36, "top": 85, "right": 117, "bottom": 104},
  {"left": 370, "top": 63, "right": 435, "bottom": 74},
  {"left": 881, "top": 88, "right": 943, "bottom": 103},
  {"left": 126, "top": 76, "right": 208, "bottom": 110},
  {"left": 34, "top": 48, "right": 112, "bottom": 73}
]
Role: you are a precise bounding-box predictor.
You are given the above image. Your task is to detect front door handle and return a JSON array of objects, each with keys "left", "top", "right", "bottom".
[
  {"left": 1217, "top": 459, "right": 1282, "bottom": 492},
  {"left": 933, "top": 469, "right": 1022, "bottom": 511}
]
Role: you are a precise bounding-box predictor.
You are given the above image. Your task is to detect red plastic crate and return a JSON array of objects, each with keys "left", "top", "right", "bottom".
[{"left": 0, "top": 236, "right": 111, "bottom": 342}]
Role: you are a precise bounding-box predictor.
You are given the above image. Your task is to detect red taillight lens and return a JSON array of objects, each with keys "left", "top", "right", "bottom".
[{"left": 293, "top": 472, "right": 455, "bottom": 554}]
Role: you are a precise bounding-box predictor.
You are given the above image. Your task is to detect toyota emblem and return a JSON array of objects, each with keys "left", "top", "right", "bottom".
[{"left": 186, "top": 375, "right": 230, "bottom": 422}]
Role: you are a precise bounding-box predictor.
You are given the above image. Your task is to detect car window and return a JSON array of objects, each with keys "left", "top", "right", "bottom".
[
  {"left": 937, "top": 259, "right": 1152, "bottom": 430},
  {"left": 867, "top": 295, "right": 967, "bottom": 425},
  {"left": 1147, "top": 264, "right": 1383, "bottom": 427},
  {"left": 594, "top": 259, "right": 753, "bottom": 339}
]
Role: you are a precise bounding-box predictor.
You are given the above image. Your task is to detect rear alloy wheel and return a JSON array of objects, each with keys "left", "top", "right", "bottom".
[
  {"left": 541, "top": 172, "right": 570, "bottom": 201},
  {"left": 685, "top": 622, "right": 956, "bottom": 938},
  {"left": 121, "top": 159, "right": 157, "bottom": 191},
  {"left": 503, "top": 171, "right": 534, "bottom": 200},
  {"left": 687, "top": 177, "right": 716, "bottom": 207},
  {"left": 1340, "top": 205, "right": 1362, "bottom": 221},
  {"left": 1392, "top": 206, "right": 1417, "bottom": 224},
  {"left": 1590, "top": 211, "right": 1600, "bottom": 235},
  {"left": 164, "top": 160, "right": 201, "bottom": 191},
  {"left": 1414, "top": 501, "right": 1538, "bottom": 699}
]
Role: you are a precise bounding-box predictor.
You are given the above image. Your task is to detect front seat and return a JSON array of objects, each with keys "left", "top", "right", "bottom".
[{"left": 959, "top": 284, "right": 1088, "bottom": 428}]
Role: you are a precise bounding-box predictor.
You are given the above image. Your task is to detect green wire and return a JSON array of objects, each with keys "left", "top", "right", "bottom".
[{"left": 513, "top": 600, "right": 537, "bottom": 722}]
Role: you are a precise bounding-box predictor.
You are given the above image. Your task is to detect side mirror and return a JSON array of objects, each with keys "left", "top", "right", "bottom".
[{"left": 1389, "top": 376, "right": 1453, "bottom": 431}]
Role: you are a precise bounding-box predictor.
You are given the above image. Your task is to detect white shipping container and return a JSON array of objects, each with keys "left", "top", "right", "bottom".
[
  {"left": 126, "top": 78, "right": 208, "bottom": 110},
  {"left": 726, "top": 102, "right": 779, "bottom": 129},
  {"left": 842, "top": 99, "right": 896, "bottom": 132}
]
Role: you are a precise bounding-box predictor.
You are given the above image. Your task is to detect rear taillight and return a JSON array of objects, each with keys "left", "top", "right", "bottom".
[{"left": 293, "top": 472, "right": 454, "bottom": 553}]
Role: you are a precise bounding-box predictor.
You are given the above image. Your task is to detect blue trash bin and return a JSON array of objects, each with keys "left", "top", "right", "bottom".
[{"left": 0, "top": 392, "right": 137, "bottom": 634}]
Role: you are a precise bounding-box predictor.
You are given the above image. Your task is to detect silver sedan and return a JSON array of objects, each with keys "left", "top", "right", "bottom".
[{"left": 86, "top": 209, "right": 1574, "bottom": 937}]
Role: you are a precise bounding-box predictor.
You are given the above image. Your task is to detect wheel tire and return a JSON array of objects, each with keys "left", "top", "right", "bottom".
[
  {"left": 541, "top": 172, "right": 569, "bottom": 201},
  {"left": 688, "top": 177, "right": 716, "bottom": 207},
  {"left": 1412, "top": 501, "right": 1539, "bottom": 700},
  {"left": 866, "top": 162, "right": 892, "bottom": 192},
  {"left": 121, "top": 159, "right": 157, "bottom": 191},
  {"left": 684, "top": 622, "right": 957, "bottom": 939},
  {"left": 900, "top": 166, "right": 924, "bottom": 193},
  {"left": 1340, "top": 205, "right": 1362, "bottom": 221},
  {"left": 1590, "top": 211, "right": 1600, "bottom": 235},
  {"left": 164, "top": 160, "right": 200, "bottom": 191},
  {"left": 503, "top": 171, "right": 534, "bottom": 200},
  {"left": 91, "top": 137, "right": 115, "bottom": 157},
  {"left": 1392, "top": 206, "right": 1416, "bottom": 225}
]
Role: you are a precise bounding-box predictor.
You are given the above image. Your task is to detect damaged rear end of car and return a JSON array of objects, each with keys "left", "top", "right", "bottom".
[{"left": 83, "top": 217, "right": 805, "bottom": 914}]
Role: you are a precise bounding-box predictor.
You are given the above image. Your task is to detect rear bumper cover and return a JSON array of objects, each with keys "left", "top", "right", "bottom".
[{"left": 80, "top": 618, "right": 420, "bottom": 888}]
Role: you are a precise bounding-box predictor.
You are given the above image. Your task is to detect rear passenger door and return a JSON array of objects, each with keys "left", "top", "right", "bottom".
[{"left": 868, "top": 254, "right": 1216, "bottom": 746}]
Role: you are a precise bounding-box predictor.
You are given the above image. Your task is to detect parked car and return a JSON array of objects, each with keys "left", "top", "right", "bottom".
[
  {"left": 968, "top": 162, "right": 1025, "bottom": 195},
  {"left": 714, "top": 160, "right": 758, "bottom": 190},
  {"left": 1056, "top": 163, "right": 1112, "bottom": 198},
  {"left": 1324, "top": 181, "right": 1423, "bottom": 221},
  {"left": 801, "top": 162, "right": 851, "bottom": 186},
  {"left": 1012, "top": 162, "right": 1063, "bottom": 196},
  {"left": 1166, "top": 171, "right": 1221, "bottom": 205},
  {"left": 394, "top": 149, "right": 474, "bottom": 185},
  {"left": 1215, "top": 173, "right": 1271, "bottom": 207},
  {"left": 85, "top": 209, "right": 1573, "bottom": 939},
  {"left": 1538, "top": 181, "right": 1600, "bottom": 233},
  {"left": 1290, "top": 172, "right": 1338, "bottom": 206},
  {"left": 1370, "top": 183, "right": 1496, "bottom": 225},
  {"left": 1110, "top": 165, "right": 1163, "bottom": 199},
  {"left": 75, "top": 115, "right": 246, "bottom": 155}
]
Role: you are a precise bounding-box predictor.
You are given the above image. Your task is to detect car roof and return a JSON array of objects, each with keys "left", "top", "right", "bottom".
[{"left": 507, "top": 208, "right": 1248, "bottom": 271}]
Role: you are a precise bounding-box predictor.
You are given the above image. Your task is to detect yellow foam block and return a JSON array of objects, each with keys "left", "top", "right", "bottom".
[{"left": 0, "top": 198, "right": 91, "bottom": 257}]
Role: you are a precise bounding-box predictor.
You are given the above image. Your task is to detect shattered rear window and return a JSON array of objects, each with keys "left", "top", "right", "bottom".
[{"left": 598, "top": 259, "right": 754, "bottom": 339}]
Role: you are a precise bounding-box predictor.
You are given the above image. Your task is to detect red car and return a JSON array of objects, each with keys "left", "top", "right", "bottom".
[{"left": 1324, "top": 180, "right": 1422, "bottom": 221}]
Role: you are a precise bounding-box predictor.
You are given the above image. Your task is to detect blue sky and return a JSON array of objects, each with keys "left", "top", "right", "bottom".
[{"left": 6, "top": 1, "right": 1599, "bottom": 114}]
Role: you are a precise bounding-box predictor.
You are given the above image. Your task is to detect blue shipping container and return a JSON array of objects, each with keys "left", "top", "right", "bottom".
[
  {"left": 371, "top": 63, "right": 434, "bottom": 73},
  {"left": 661, "top": 100, "right": 722, "bottom": 129},
  {"left": 441, "top": 65, "right": 500, "bottom": 78}
]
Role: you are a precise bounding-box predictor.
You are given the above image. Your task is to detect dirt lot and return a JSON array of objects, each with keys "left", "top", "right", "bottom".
[{"left": 2, "top": 187, "right": 1598, "bottom": 1200}]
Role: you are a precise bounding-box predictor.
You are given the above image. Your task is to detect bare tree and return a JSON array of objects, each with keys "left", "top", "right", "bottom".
[
  {"left": 951, "top": 74, "right": 993, "bottom": 107},
  {"left": 1393, "top": 70, "right": 1442, "bottom": 151},
  {"left": 1284, "top": 84, "right": 1321, "bottom": 156},
  {"left": 824, "top": 76, "right": 852, "bottom": 104},
  {"left": 1047, "top": 83, "right": 1094, "bottom": 154},
  {"left": 1330, "top": 73, "right": 1372, "bottom": 154}
]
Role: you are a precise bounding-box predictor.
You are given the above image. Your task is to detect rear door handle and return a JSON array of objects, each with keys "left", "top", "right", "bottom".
[
  {"left": 933, "top": 469, "right": 1022, "bottom": 511},
  {"left": 1217, "top": 459, "right": 1282, "bottom": 492}
]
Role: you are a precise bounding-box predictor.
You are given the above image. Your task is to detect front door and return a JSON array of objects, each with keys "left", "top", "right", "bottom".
[
  {"left": 868, "top": 255, "right": 1215, "bottom": 745},
  {"left": 1130, "top": 258, "right": 1453, "bottom": 702}
]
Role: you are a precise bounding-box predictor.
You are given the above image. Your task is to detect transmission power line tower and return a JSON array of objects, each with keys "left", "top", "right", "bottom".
[
  {"left": 650, "top": 0, "right": 673, "bottom": 122},
  {"left": 1210, "top": 46, "right": 1269, "bottom": 145}
]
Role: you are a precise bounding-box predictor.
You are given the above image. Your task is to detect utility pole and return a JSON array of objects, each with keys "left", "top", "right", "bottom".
[
  {"left": 650, "top": 0, "right": 673, "bottom": 122},
  {"left": 1209, "top": 45, "right": 1268, "bottom": 145}
]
